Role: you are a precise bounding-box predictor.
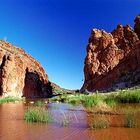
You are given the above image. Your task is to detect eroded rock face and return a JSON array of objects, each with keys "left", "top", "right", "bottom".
[
  {"left": 81, "top": 15, "right": 140, "bottom": 92},
  {"left": 0, "top": 40, "right": 52, "bottom": 98},
  {"left": 134, "top": 15, "right": 140, "bottom": 39}
]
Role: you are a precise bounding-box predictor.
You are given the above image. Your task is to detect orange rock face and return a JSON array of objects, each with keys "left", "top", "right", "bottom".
[
  {"left": 81, "top": 15, "right": 140, "bottom": 92},
  {"left": 0, "top": 41, "right": 52, "bottom": 98}
]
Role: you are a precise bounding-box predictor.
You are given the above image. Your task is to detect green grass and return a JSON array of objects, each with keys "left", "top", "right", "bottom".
[
  {"left": 34, "top": 101, "right": 46, "bottom": 107},
  {"left": 66, "top": 94, "right": 84, "bottom": 105},
  {"left": 100, "top": 89, "right": 140, "bottom": 105},
  {"left": 51, "top": 94, "right": 105, "bottom": 107},
  {"left": 105, "top": 95, "right": 119, "bottom": 107},
  {"left": 24, "top": 107, "right": 52, "bottom": 123},
  {"left": 117, "top": 89, "right": 140, "bottom": 103},
  {"left": 0, "top": 96, "right": 22, "bottom": 104},
  {"left": 105, "top": 99, "right": 118, "bottom": 107},
  {"left": 51, "top": 94, "right": 68, "bottom": 103},
  {"left": 50, "top": 88, "right": 140, "bottom": 108},
  {"left": 68, "top": 99, "right": 77, "bottom": 105},
  {"left": 81, "top": 94, "right": 104, "bottom": 107}
]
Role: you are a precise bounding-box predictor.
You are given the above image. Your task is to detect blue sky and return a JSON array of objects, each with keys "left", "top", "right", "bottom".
[{"left": 0, "top": 0, "right": 139, "bottom": 89}]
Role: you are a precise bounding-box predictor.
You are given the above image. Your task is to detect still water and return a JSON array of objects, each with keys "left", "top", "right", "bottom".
[{"left": 0, "top": 102, "right": 140, "bottom": 140}]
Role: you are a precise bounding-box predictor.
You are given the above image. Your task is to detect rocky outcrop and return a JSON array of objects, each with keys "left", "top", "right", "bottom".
[
  {"left": 134, "top": 15, "right": 140, "bottom": 39},
  {"left": 51, "top": 82, "right": 77, "bottom": 95},
  {"left": 81, "top": 15, "right": 140, "bottom": 92},
  {"left": 0, "top": 40, "right": 52, "bottom": 98}
]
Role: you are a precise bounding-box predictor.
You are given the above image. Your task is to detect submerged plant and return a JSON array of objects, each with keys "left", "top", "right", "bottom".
[
  {"left": 125, "top": 113, "right": 136, "bottom": 128},
  {"left": 62, "top": 117, "right": 70, "bottom": 127},
  {"left": 123, "top": 108, "right": 139, "bottom": 128},
  {"left": 60, "top": 111, "right": 70, "bottom": 127},
  {"left": 90, "top": 115, "right": 110, "bottom": 129}
]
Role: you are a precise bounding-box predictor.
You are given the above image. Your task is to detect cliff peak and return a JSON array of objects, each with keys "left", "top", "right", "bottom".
[{"left": 81, "top": 15, "right": 140, "bottom": 92}]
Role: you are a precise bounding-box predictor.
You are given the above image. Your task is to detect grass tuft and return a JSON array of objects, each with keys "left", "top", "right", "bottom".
[
  {"left": 34, "top": 101, "right": 46, "bottom": 107},
  {"left": 117, "top": 89, "right": 140, "bottom": 103},
  {"left": 24, "top": 107, "right": 52, "bottom": 123},
  {"left": 81, "top": 94, "right": 104, "bottom": 108},
  {"left": 105, "top": 98, "right": 118, "bottom": 107},
  {"left": 0, "top": 96, "right": 22, "bottom": 104}
]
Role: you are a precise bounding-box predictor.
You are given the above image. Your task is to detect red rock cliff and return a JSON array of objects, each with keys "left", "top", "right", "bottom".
[
  {"left": 81, "top": 15, "right": 140, "bottom": 92},
  {"left": 0, "top": 40, "right": 52, "bottom": 98}
]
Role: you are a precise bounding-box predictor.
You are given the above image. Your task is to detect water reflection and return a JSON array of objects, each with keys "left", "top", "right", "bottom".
[{"left": 0, "top": 102, "right": 140, "bottom": 140}]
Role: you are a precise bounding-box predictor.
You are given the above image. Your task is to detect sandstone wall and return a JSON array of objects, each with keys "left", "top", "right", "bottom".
[
  {"left": 81, "top": 15, "right": 140, "bottom": 92},
  {"left": 0, "top": 40, "right": 52, "bottom": 98}
]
